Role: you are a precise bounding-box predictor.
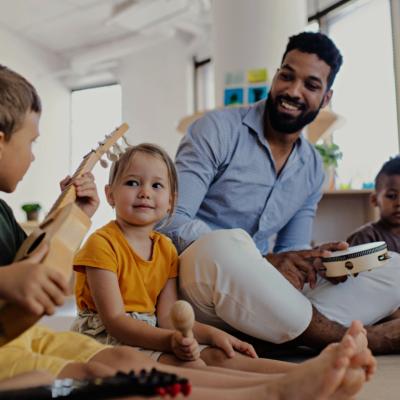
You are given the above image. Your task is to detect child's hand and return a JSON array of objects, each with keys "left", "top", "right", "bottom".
[
  {"left": 0, "top": 242, "right": 69, "bottom": 315},
  {"left": 210, "top": 330, "right": 258, "bottom": 359},
  {"left": 171, "top": 331, "right": 201, "bottom": 361},
  {"left": 60, "top": 172, "right": 99, "bottom": 218}
]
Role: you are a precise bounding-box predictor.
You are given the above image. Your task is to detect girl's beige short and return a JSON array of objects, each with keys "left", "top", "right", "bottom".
[
  {"left": 72, "top": 310, "right": 208, "bottom": 361},
  {"left": 0, "top": 325, "right": 107, "bottom": 380}
]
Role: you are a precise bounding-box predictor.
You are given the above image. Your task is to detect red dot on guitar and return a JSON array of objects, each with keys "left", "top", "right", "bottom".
[{"left": 156, "top": 387, "right": 167, "bottom": 396}]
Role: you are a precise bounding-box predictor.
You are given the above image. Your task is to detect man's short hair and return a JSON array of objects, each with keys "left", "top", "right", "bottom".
[
  {"left": 281, "top": 31, "right": 343, "bottom": 90},
  {"left": 0, "top": 65, "right": 41, "bottom": 140},
  {"left": 375, "top": 156, "right": 400, "bottom": 190}
]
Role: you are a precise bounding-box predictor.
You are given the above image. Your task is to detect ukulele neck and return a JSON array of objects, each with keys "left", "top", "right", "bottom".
[
  {"left": 45, "top": 151, "right": 96, "bottom": 221},
  {"left": 45, "top": 123, "right": 129, "bottom": 223}
]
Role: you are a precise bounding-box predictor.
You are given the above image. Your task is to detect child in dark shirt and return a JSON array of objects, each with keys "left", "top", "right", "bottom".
[{"left": 347, "top": 156, "right": 400, "bottom": 252}]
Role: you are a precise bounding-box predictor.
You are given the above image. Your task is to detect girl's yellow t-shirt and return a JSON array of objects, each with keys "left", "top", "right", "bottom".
[{"left": 74, "top": 220, "right": 178, "bottom": 314}]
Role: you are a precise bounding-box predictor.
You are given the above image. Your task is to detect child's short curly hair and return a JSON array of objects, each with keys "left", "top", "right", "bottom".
[
  {"left": 375, "top": 156, "right": 400, "bottom": 190},
  {"left": 0, "top": 65, "right": 41, "bottom": 140},
  {"left": 108, "top": 143, "right": 178, "bottom": 220}
]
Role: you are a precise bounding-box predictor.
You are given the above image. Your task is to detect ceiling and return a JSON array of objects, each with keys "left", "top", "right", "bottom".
[{"left": 0, "top": 0, "right": 211, "bottom": 84}]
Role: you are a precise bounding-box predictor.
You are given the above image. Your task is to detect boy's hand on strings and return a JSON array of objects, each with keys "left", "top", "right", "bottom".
[
  {"left": 0, "top": 242, "right": 69, "bottom": 316},
  {"left": 59, "top": 172, "right": 99, "bottom": 218},
  {"left": 209, "top": 330, "right": 258, "bottom": 359},
  {"left": 171, "top": 330, "right": 201, "bottom": 361}
]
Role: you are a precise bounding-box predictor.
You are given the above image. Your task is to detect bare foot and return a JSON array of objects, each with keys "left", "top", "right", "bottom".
[
  {"left": 273, "top": 334, "right": 359, "bottom": 400},
  {"left": 325, "top": 321, "right": 376, "bottom": 399},
  {"left": 331, "top": 367, "right": 366, "bottom": 400},
  {"left": 345, "top": 320, "right": 376, "bottom": 380},
  {"left": 326, "top": 321, "right": 375, "bottom": 400}
]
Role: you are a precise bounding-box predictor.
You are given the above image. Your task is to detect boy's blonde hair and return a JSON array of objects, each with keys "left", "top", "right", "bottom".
[
  {"left": 108, "top": 143, "right": 178, "bottom": 219},
  {"left": 0, "top": 65, "right": 42, "bottom": 140}
]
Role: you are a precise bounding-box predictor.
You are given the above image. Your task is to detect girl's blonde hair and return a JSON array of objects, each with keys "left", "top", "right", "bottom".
[{"left": 108, "top": 143, "right": 178, "bottom": 220}]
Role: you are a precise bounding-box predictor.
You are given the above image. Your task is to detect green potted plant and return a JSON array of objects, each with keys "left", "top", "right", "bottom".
[
  {"left": 21, "top": 203, "right": 42, "bottom": 221},
  {"left": 315, "top": 143, "right": 343, "bottom": 191}
]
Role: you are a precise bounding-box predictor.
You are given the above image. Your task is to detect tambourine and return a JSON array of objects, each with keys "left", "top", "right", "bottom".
[{"left": 322, "top": 241, "right": 390, "bottom": 277}]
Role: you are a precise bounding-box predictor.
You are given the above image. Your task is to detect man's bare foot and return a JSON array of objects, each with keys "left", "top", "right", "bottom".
[{"left": 366, "top": 318, "right": 400, "bottom": 354}]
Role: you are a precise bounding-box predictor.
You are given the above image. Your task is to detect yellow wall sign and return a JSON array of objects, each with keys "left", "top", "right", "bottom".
[{"left": 247, "top": 68, "right": 268, "bottom": 83}]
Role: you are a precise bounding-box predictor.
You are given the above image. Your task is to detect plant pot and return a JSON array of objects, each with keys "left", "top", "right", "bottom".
[
  {"left": 324, "top": 166, "right": 336, "bottom": 191},
  {"left": 26, "top": 210, "right": 39, "bottom": 221}
]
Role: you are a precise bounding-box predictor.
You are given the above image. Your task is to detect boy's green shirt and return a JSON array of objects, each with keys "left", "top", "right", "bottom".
[{"left": 0, "top": 199, "right": 26, "bottom": 266}]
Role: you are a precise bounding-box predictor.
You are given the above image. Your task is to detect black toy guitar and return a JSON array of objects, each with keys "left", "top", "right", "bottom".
[{"left": 0, "top": 368, "right": 191, "bottom": 399}]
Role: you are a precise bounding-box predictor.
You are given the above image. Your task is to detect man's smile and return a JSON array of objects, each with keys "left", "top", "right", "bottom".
[{"left": 277, "top": 97, "right": 305, "bottom": 116}]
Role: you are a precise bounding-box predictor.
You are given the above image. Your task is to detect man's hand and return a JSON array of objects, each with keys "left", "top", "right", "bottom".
[
  {"left": 313, "top": 241, "right": 349, "bottom": 284},
  {"left": 266, "top": 241, "right": 349, "bottom": 289},
  {"left": 0, "top": 243, "right": 69, "bottom": 315},
  {"left": 209, "top": 329, "right": 258, "bottom": 359},
  {"left": 60, "top": 172, "right": 99, "bottom": 218},
  {"left": 170, "top": 331, "right": 201, "bottom": 361},
  {"left": 266, "top": 251, "right": 317, "bottom": 290}
]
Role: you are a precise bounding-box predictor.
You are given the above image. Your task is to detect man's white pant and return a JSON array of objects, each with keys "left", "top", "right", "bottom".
[{"left": 179, "top": 229, "right": 400, "bottom": 344}]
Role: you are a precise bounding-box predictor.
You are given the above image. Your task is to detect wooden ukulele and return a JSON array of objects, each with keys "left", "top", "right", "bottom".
[
  {"left": 0, "top": 368, "right": 191, "bottom": 399},
  {"left": 0, "top": 123, "right": 129, "bottom": 346}
]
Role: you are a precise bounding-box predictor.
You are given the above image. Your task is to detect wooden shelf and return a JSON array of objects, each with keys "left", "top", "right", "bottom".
[
  {"left": 313, "top": 189, "right": 377, "bottom": 244},
  {"left": 323, "top": 189, "right": 373, "bottom": 195}
]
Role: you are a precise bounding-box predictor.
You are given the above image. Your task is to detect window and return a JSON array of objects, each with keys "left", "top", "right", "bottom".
[
  {"left": 194, "top": 58, "right": 215, "bottom": 112},
  {"left": 71, "top": 84, "right": 122, "bottom": 232},
  {"left": 305, "top": 20, "right": 320, "bottom": 32},
  {"left": 326, "top": 0, "right": 398, "bottom": 188}
]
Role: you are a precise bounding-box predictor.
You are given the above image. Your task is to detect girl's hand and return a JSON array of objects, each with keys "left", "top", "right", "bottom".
[
  {"left": 210, "top": 330, "right": 258, "bottom": 359},
  {"left": 171, "top": 331, "right": 201, "bottom": 361}
]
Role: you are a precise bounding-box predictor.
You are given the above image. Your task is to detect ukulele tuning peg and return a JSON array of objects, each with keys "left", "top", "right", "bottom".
[
  {"left": 122, "top": 136, "right": 130, "bottom": 147},
  {"left": 106, "top": 150, "right": 119, "bottom": 162},
  {"left": 113, "top": 142, "right": 123, "bottom": 155},
  {"left": 99, "top": 158, "right": 109, "bottom": 168}
]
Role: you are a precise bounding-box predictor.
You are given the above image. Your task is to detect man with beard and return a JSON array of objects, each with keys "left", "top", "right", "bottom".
[{"left": 162, "top": 32, "right": 400, "bottom": 353}]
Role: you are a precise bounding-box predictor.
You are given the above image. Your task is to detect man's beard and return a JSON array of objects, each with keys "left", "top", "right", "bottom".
[{"left": 265, "top": 94, "right": 322, "bottom": 134}]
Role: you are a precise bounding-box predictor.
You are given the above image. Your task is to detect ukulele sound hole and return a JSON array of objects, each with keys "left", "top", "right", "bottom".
[{"left": 27, "top": 232, "right": 46, "bottom": 255}]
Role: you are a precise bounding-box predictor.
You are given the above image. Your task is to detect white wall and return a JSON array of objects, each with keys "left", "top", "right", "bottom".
[
  {"left": 0, "top": 26, "right": 71, "bottom": 221},
  {"left": 118, "top": 37, "right": 191, "bottom": 158}
]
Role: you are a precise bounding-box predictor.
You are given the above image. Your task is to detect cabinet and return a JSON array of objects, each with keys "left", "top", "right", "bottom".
[{"left": 312, "top": 190, "right": 378, "bottom": 245}]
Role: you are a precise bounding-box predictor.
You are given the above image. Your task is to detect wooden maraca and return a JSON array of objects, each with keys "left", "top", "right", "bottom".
[{"left": 170, "top": 300, "right": 195, "bottom": 338}]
